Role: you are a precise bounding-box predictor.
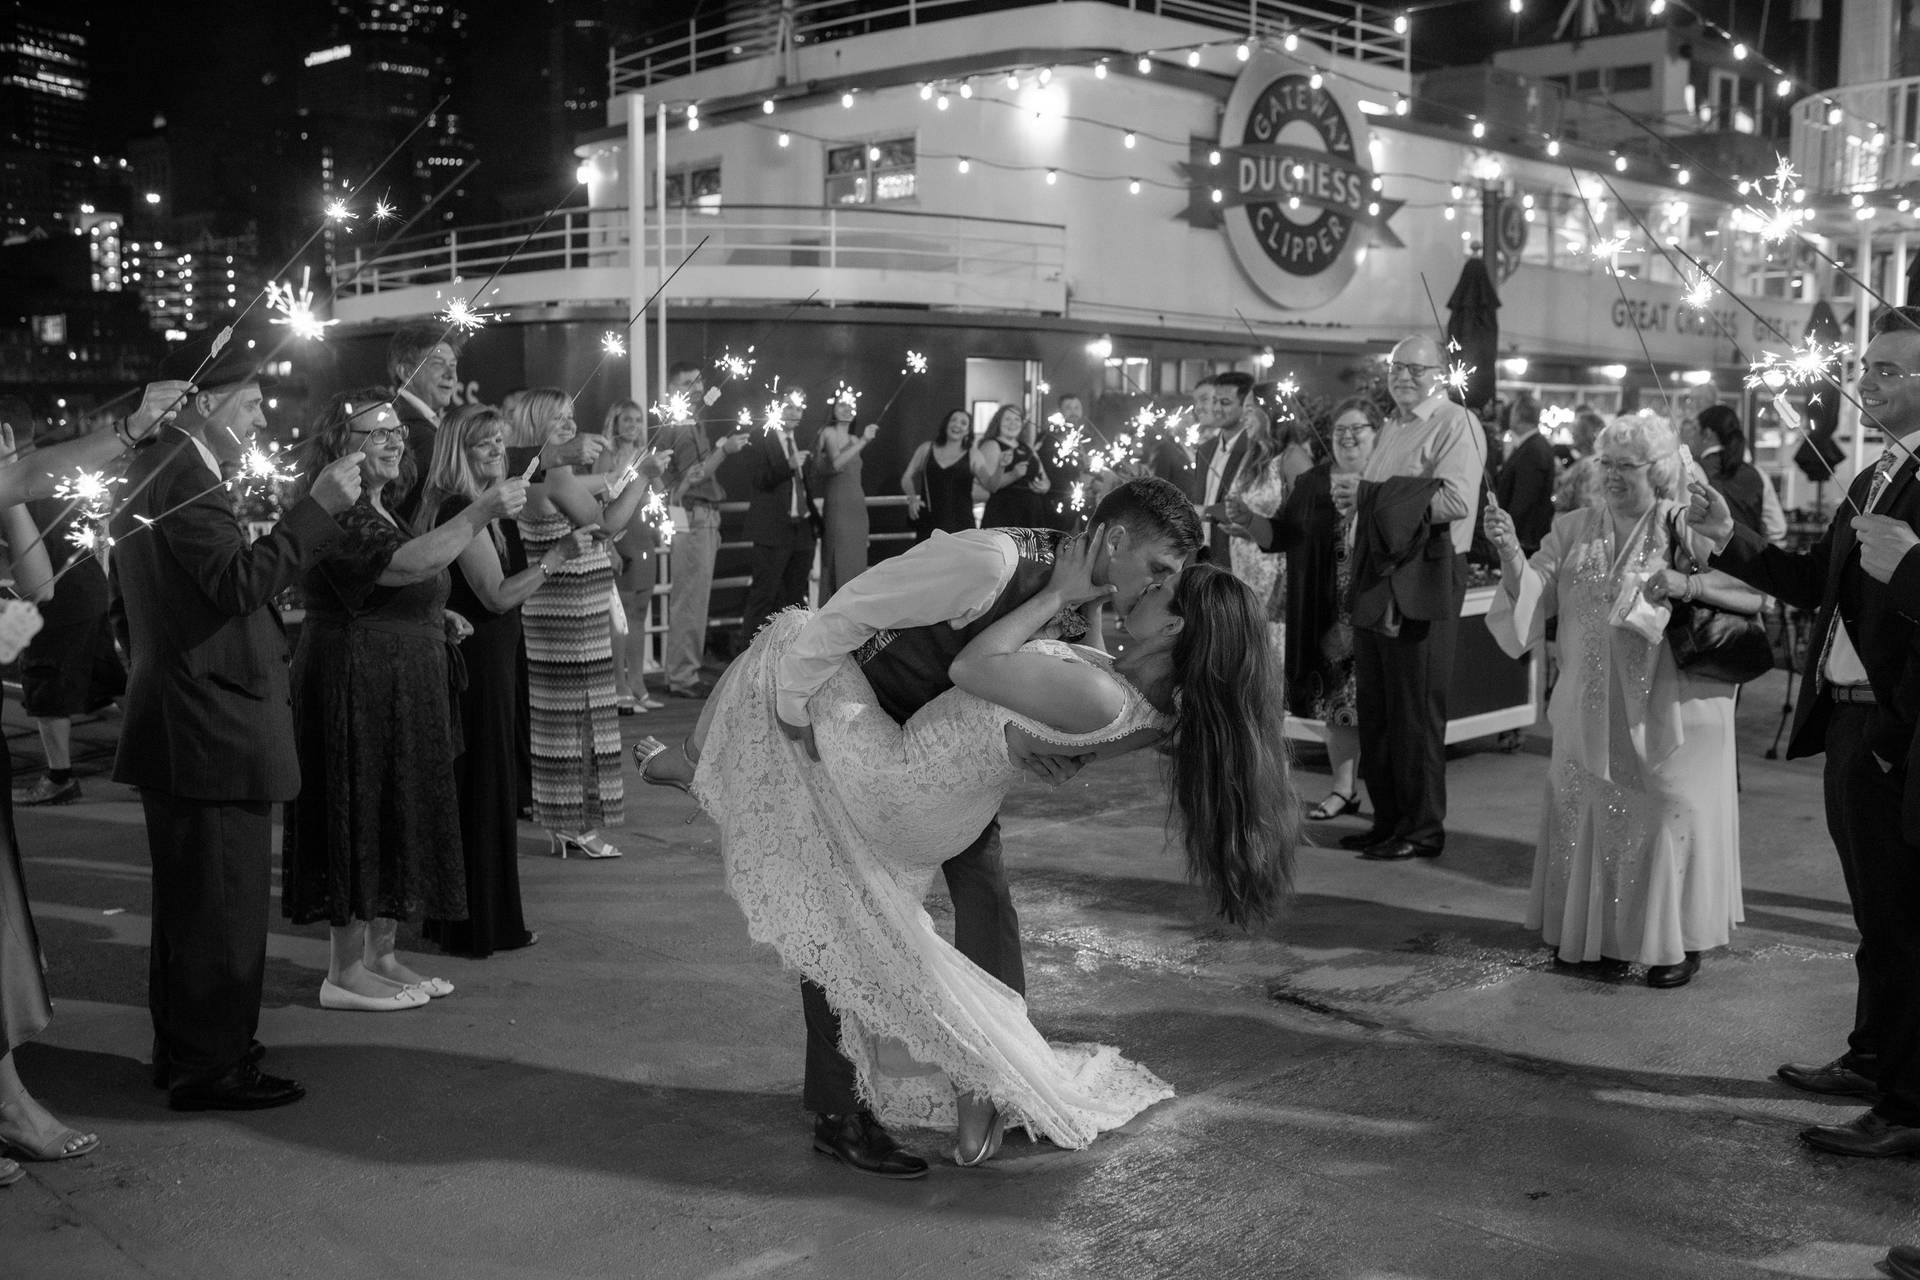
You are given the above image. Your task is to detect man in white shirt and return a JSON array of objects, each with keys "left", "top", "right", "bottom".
[
  {"left": 773, "top": 478, "right": 1201, "bottom": 1178},
  {"left": 1340, "top": 334, "right": 1486, "bottom": 863},
  {"left": 387, "top": 324, "right": 460, "bottom": 521},
  {"left": 1695, "top": 305, "right": 1920, "bottom": 1158}
]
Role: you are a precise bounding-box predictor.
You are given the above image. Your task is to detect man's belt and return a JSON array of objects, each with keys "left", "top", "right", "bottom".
[{"left": 1829, "top": 683, "right": 1876, "bottom": 706}]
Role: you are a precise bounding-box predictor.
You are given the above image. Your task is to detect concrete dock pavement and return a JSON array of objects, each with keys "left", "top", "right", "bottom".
[{"left": 2, "top": 667, "right": 1917, "bottom": 1279}]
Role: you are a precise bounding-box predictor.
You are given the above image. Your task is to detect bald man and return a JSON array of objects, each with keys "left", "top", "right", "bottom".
[{"left": 1339, "top": 335, "right": 1486, "bottom": 861}]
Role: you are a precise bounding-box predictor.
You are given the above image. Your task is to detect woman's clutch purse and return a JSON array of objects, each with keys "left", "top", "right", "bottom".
[{"left": 1608, "top": 570, "right": 1670, "bottom": 643}]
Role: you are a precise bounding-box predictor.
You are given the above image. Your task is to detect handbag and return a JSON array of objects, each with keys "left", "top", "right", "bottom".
[{"left": 1663, "top": 513, "right": 1774, "bottom": 684}]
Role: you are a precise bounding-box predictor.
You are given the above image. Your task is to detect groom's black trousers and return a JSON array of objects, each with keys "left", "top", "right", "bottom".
[{"left": 801, "top": 816, "right": 1024, "bottom": 1115}]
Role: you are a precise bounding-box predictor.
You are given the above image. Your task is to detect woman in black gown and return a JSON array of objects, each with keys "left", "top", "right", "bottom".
[
  {"left": 419, "top": 406, "right": 585, "bottom": 957},
  {"left": 900, "top": 408, "right": 977, "bottom": 541},
  {"left": 974, "top": 405, "right": 1047, "bottom": 529}
]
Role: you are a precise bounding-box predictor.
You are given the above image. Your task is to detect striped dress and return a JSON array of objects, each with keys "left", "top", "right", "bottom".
[{"left": 518, "top": 507, "right": 625, "bottom": 831}]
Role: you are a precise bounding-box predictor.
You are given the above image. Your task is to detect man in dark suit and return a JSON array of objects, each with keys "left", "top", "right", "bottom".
[
  {"left": 109, "top": 348, "right": 365, "bottom": 1111},
  {"left": 736, "top": 397, "right": 817, "bottom": 648},
  {"left": 1494, "top": 393, "right": 1555, "bottom": 555},
  {"left": 387, "top": 323, "right": 460, "bottom": 521},
  {"left": 1695, "top": 304, "right": 1920, "bottom": 1157},
  {"left": 1194, "top": 370, "right": 1254, "bottom": 564}
]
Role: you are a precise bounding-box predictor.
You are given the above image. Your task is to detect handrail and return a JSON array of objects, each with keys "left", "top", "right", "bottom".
[
  {"left": 1790, "top": 77, "right": 1920, "bottom": 195},
  {"left": 328, "top": 204, "right": 1068, "bottom": 302},
  {"left": 610, "top": 0, "right": 1408, "bottom": 94}
]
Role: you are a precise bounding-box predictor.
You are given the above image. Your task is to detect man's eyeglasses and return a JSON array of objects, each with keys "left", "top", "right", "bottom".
[
  {"left": 350, "top": 424, "right": 406, "bottom": 446},
  {"left": 1388, "top": 362, "right": 1437, "bottom": 380},
  {"left": 1863, "top": 362, "right": 1919, "bottom": 381}
]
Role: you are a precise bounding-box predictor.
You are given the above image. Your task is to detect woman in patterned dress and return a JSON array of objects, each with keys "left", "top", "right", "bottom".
[
  {"left": 1225, "top": 403, "right": 1291, "bottom": 670},
  {"left": 507, "top": 388, "right": 652, "bottom": 859}
]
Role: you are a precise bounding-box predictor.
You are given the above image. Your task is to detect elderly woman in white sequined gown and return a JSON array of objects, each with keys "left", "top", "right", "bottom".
[{"left": 1484, "top": 414, "right": 1757, "bottom": 989}]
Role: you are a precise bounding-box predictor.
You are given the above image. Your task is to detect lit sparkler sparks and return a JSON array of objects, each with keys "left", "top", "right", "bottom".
[
  {"left": 1447, "top": 361, "right": 1475, "bottom": 394},
  {"left": 1068, "top": 481, "right": 1087, "bottom": 513},
  {"left": 52, "top": 470, "right": 117, "bottom": 513},
  {"left": 65, "top": 524, "right": 110, "bottom": 559},
  {"left": 650, "top": 390, "right": 694, "bottom": 424},
  {"left": 1681, "top": 266, "right": 1719, "bottom": 310},
  {"left": 439, "top": 296, "right": 488, "bottom": 333},
  {"left": 266, "top": 267, "right": 338, "bottom": 341},
  {"left": 601, "top": 332, "right": 627, "bottom": 358},
  {"left": 641, "top": 487, "right": 674, "bottom": 547},
  {"left": 325, "top": 198, "right": 354, "bottom": 223},
  {"left": 1274, "top": 374, "right": 1300, "bottom": 399},
  {"left": 1745, "top": 342, "right": 1842, "bottom": 392},
  {"left": 1056, "top": 425, "right": 1088, "bottom": 465},
  {"left": 832, "top": 381, "right": 861, "bottom": 409},
  {"left": 237, "top": 446, "right": 298, "bottom": 486},
  {"left": 1589, "top": 233, "right": 1631, "bottom": 271},
  {"left": 736, "top": 408, "right": 754, "bottom": 428},
  {"left": 904, "top": 350, "right": 928, "bottom": 375},
  {"left": 372, "top": 197, "right": 397, "bottom": 223},
  {"left": 713, "top": 348, "right": 757, "bottom": 381}
]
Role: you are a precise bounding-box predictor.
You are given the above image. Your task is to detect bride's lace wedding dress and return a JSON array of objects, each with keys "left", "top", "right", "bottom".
[{"left": 693, "top": 611, "right": 1175, "bottom": 1148}]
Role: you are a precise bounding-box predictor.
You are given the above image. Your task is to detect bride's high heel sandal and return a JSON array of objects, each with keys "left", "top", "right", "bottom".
[
  {"left": 952, "top": 1092, "right": 1005, "bottom": 1167},
  {"left": 633, "top": 736, "right": 694, "bottom": 794}
]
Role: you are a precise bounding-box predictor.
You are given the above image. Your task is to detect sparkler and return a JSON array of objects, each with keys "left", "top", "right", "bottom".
[
  {"left": 713, "top": 347, "right": 756, "bottom": 382},
  {"left": 868, "top": 349, "right": 928, "bottom": 427},
  {"left": 640, "top": 487, "right": 674, "bottom": 548},
  {"left": 265, "top": 267, "right": 338, "bottom": 342},
  {"left": 438, "top": 294, "right": 492, "bottom": 334},
  {"left": 372, "top": 196, "right": 397, "bottom": 223},
  {"left": 650, "top": 390, "right": 694, "bottom": 426},
  {"left": 1447, "top": 361, "right": 1475, "bottom": 395},
  {"left": 325, "top": 197, "right": 355, "bottom": 223},
  {"left": 1744, "top": 342, "right": 1842, "bottom": 393},
  {"left": 601, "top": 332, "right": 626, "bottom": 359},
  {"left": 1681, "top": 265, "right": 1719, "bottom": 310}
]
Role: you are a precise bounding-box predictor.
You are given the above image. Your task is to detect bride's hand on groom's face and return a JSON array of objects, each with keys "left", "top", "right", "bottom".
[
  {"left": 1050, "top": 525, "right": 1117, "bottom": 608},
  {"left": 1007, "top": 732, "right": 1090, "bottom": 785}
]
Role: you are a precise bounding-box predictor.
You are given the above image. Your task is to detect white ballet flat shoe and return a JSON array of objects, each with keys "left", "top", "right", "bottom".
[
  {"left": 407, "top": 977, "right": 455, "bottom": 998},
  {"left": 319, "top": 979, "right": 429, "bottom": 1012}
]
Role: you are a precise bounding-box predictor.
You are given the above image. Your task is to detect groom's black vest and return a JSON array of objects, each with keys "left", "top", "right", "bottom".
[{"left": 857, "top": 528, "right": 1082, "bottom": 724}]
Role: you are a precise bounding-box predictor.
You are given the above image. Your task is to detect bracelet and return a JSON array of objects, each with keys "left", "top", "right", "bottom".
[
  {"left": 537, "top": 561, "right": 553, "bottom": 577},
  {"left": 1685, "top": 574, "right": 1700, "bottom": 601}
]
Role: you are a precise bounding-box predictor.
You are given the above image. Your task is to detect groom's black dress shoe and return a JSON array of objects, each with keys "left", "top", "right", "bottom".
[
  {"left": 1798, "top": 1111, "right": 1920, "bottom": 1158},
  {"left": 152, "top": 1039, "right": 265, "bottom": 1090},
  {"left": 169, "top": 1062, "right": 305, "bottom": 1112},
  {"left": 1646, "top": 952, "right": 1700, "bottom": 989},
  {"left": 812, "top": 1111, "right": 928, "bottom": 1180},
  {"left": 1777, "top": 1058, "right": 1880, "bottom": 1100},
  {"left": 1886, "top": 1245, "right": 1920, "bottom": 1280},
  {"left": 1359, "top": 838, "right": 1441, "bottom": 861},
  {"left": 1338, "top": 829, "right": 1390, "bottom": 851}
]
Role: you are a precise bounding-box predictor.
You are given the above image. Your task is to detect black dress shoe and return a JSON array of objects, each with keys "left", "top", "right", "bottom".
[
  {"left": 152, "top": 1039, "right": 265, "bottom": 1089},
  {"left": 1646, "top": 952, "right": 1700, "bottom": 989},
  {"left": 1359, "top": 838, "right": 1442, "bottom": 861},
  {"left": 812, "top": 1111, "right": 928, "bottom": 1179},
  {"left": 1798, "top": 1111, "right": 1920, "bottom": 1158},
  {"left": 1338, "top": 829, "right": 1391, "bottom": 851},
  {"left": 169, "top": 1062, "right": 306, "bottom": 1112},
  {"left": 1777, "top": 1058, "right": 1880, "bottom": 1100},
  {"left": 1886, "top": 1244, "right": 1920, "bottom": 1280}
]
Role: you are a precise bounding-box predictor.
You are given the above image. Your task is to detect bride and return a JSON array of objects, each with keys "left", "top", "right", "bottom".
[{"left": 640, "top": 530, "right": 1297, "bottom": 1165}]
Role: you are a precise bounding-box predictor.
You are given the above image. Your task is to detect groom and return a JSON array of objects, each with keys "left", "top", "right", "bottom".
[{"left": 775, "top": 477, "right": 1202, "bottom": 1177}]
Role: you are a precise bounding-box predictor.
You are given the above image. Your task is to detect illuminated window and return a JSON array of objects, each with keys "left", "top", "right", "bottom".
[
  {"left": 825, "top": 136, "right": 917, "bottom": 206},
  {"left": 657, "top": 164, "right": 721, "bottom": 213}
]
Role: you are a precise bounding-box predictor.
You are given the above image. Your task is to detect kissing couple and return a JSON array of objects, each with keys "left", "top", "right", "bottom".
[{"left": 640, "top": 477, "right": 1298, "bottom": 1175}]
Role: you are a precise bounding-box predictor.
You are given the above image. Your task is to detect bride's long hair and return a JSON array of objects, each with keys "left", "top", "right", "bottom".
[{"left": 1162, "top": 564, "right": 1298, "bottom": 925}]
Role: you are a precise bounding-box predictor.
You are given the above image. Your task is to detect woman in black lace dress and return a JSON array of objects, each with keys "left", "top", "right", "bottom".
[{"left": 281, "top": 390, "right": 525, "bottom": 1011}]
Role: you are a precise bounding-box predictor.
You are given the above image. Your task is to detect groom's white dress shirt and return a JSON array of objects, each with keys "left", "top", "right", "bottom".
[{"left": 775, "top": 529, "right": 1027, "bottom": 729}]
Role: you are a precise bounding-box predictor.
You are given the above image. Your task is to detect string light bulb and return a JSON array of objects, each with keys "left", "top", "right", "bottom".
[
  {"left": 1677, "top": 168, "right": 1690, "bottom": 185},
  {"left": 686, "top": 104, "right": 698, "bottom": 119},
  {"left": 1236, "top": 42, "right": 1250, "bottom": 61},
  {"left": 1508, "top": 0, "right": 1521, "bottom": 12},
  {"left": 762, "top": 99, "right": 774, "bottom": 114},
  {"left": 1777, "top": 78, "right": 1793, "bottom": 97},
  {"left": 1732, "top": 42, "right": 1747, "bottom": 60},
  {"left": 1208, "top": 149, "right": 1221, "bottom": 166},
  {"left": 1614, "top": 153, "right": 1628, "bottom": 172},
  {"left": 1471, "top": 119, "right": 1485, "bottom": 138},
  {"left": 1395, "top": 94, "right": 1409, "bottom": 116},
  {"left": 960, "top": 82, "right": 972, "bottom": 98},
  {"left": 1124, "top": 131, "right": 1137, "bottom": 149},
  {"left": 1005, "top": 71, "right": 1020, "bottom": 90},
  {"left": 1309, "top": 71, "right": 1323, "bottom": 90},
  {"left": 1649, "top": 0, "right": 1665, "bottom": 12},
  {"left": 1827, "top": 102, "right": 1843, "bottom": 125},
  {"left": 1211, "top": 188, "right": 1223, "bottom": 203},
  {"left": 1138, "top": 54, "right": 1152, "bottom": 74},
  {"left": 936, "top": 93, "right": 949, "bottom": 110},
  {"left": 778, "top": 132, "right": 790, "bottom": 147},
  {"left": 1094, "top": 60, "right": 1107, "bottom": 79},
  {"left": 1039, "top": 66, "right": 1053, "bottom": 85},
  {"left": 1393, "top": 13, "right": 1409, "bottom": 34},
  {"left": 1128, "top": 179, "right": 1140, "bottom": 195},
  {"left": 919, "top": 83, "right": 932, "bottom": 100},
  {"left": 957, "top": 157, "right": 970, "bottom": 174},
  {"left": 1546, "top": 138, "right": 1560, "bottom": 157},
  {"left": 1283, "top": 31, "right": 1298, "bottom": 51},
  {"left": 1045, "top": 169, "right": 1058, "bottom": 185},
  {"left": 1186, "top": 50, "right": 1201, "bottom": 67},
  {"left": 841, "top": 91, "right": 855, "bottom": 108}
]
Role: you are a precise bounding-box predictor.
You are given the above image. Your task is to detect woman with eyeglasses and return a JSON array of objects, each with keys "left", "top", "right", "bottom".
[
  {"left": 1484, "top": 412, "right": 1758, "bottom": 990},
  {"left": 1230, "top": 396, "right": 1382, "bottom": 821},
  {"left": 281, "top": 390, "right": 529, "bottom": 1011}
]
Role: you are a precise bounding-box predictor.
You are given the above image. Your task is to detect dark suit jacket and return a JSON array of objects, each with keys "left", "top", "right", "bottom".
[
  {"left": 1195, "top": 431, "right": 1250, "bottom": 563},
  {"left": 740, "top": 428, "right": 819, "bottom": 546},
  {"left": 108, "top": 434, "right": 343, "bottom": 802},
  {"left": 1349, "top": 476, "right": 1464, "bottom": 630},
  {"left": 1495, "top": 432, "right": 1555, "bottom": 553},
  {"left": 391, "top": 391, "right": 437, "bottom": 524},
  {"left": 1713, "top": 460, "right": 1920, "bottom": 838}
]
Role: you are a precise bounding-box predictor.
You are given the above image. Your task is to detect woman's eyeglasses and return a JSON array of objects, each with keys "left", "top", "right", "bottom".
[
  {"left": 350, "top": 425, "right": 406, "bottom": 446},
  {"left": 1595, "top": 457, "right": 1651, "bottom": 474},
  {"left": 1331, "top": 422, "right": 1375, "bottom": 442}
]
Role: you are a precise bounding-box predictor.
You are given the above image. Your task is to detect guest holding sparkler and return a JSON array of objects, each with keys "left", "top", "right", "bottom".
[
  {"left": 509, "top": 387, "right": 652, "bottom": 860},
  {"left": 1195, "top": 372, "right": 1256, "bottom": 564},
  {"left": 281, "top": 391, "right": 528, "bottom": 1009},
  {"left": 595, "top": 398, "right": 668, "bottom": 714},
  {"left": 418, "top": 405, "right": 588, "bottom": 957},
  {"left": 1688, "top": 405, "right": 1786, "bottom": 545},
  {"left": 112, "top": 353, "right": 367, "bottom": 1106},
  {"left": 387, "top": 324, "right": 463, "bottom": 522},
  {"left": 658, "top": 363, "right": 749, "bottom": 699},
  {"left": 901, "top": 409, "right": 977, "bottom": 541},
  {"left": 1034, "top": 394, "right": 1090, "bottom": 532},
  {"left": 1495, "top": 394, "right": 1556, "bottom": 557},
  {"left": 976, "top": 405, "right": 1047, "bottom": 529},
  {"left": 815, "top": 387, "right": 876, "bottom": 597},
  {"left": 738, "top": 394, "right": 819, "bottom": 648},
  {"left": 1231, "top": 397, "right": 1381, "bottom": 821}
]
